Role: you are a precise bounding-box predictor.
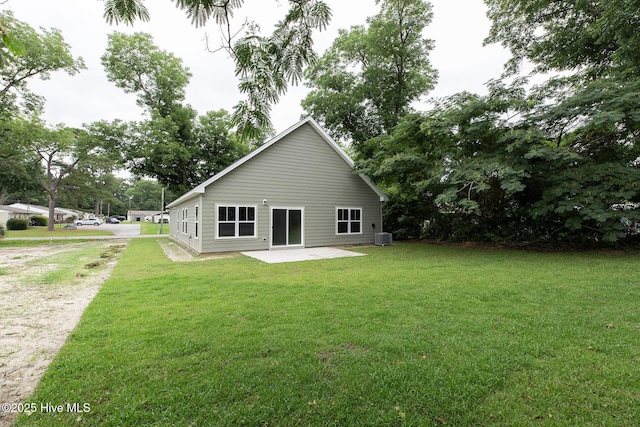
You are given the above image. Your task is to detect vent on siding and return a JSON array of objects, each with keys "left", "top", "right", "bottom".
[{"left": 375, "top": 232, "right": 392, "bottom": 246}]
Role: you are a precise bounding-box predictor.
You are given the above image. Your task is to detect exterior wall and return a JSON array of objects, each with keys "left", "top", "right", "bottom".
[
  {"left": 0, "top": 210, "right": 9, "bottom": 228},
  {"left": 189, "top": 123, "right": 382, "bottom": 253},
  {"left": 169, "top": 196, "right": 203, "bottom": 253}
]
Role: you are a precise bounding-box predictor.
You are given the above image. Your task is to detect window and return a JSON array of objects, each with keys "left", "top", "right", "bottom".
[
  {"left": 217, "top": 205, "right": 256, "bottom": 238},
  {"left": 194, "top": 205, "right": 199, "bottom": 239},
  {"left": 337, "top": 208, "right": 362, "bottom": 234},
  {"left": 182, "top": 208, "right": 188, "bottom": 234}
]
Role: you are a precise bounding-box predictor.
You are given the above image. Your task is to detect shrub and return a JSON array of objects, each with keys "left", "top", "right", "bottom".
[
  {"left": 0, "top": 224, "right": 5, "bottom": 238},
  {"left": 30, "top": 215, "right": 48, "bottom": 226},
  {"left": 6, "top": 218, "right": 28, "bottom": 230}
]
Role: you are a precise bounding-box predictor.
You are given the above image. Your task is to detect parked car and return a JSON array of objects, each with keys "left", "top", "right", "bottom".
[
  {"left": 76, "top": 218, "right": 103, "bottom": 226},
  {"left": 105, "top": 217, "right": 120, "bottom": 224}
]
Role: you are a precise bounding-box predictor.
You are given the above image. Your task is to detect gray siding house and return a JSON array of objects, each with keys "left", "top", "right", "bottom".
[{"left": 166, "top": 117, "right": 387, "bottom": 254}]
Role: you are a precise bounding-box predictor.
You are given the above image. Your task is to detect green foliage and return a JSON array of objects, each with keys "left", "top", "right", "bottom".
[
  {"left": 103, "top": 0, "right": 150, "bottom": 25},
  {"left": 358, "top": 1, "right": 640, "bottom": 246},
  {"left": 360, "top": 75, "right": 640, "bottom": 245},
  {"left": 29, "top": 215, "right": 47, "bottom": 226},
  {"left": 101, "top": 34, "right": 249, "bottom": 194},
  {"left": 102, "top": 32, "right": 190, "bottom": 116},
  {"left": 100, "top": 1, "right": 330, "bottom": 140},
  {"left": 125, "top": 178, "right": 166, "bottom": 211},
  {"left": 231, "top": 0, "right": 331, "bottom": 140},
  {"left": 0, "top": 11, "right": 85, "bottom": 116},
  {"left": 485, "top": 0, "right": 640, "bottom": 77},
  {"left": 303, "top": 0, "right": 436, "bottom": 148},
  {"left": 6, "top": 217, "right": 27, "bottom": 230},
  {"left": 0, "top": 224, "right": 5, "bottom": 238}
]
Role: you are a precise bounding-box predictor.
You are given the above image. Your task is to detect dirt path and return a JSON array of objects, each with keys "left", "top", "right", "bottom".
[{"left": 0, "top": 241, "right": 127, "bottom": 427}]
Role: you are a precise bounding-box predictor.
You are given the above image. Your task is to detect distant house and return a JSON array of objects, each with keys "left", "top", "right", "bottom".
[
  {"left": 167, "top": 117, "right": 387, "bottom": 254},
  {"left": 128, "top": 210, "right": 162, "bottom": 222},
  {"left": 7, "top": 203, "right": 80, "bottom": 223},
  {"left": 0, "top": 205, "right": 32, "bottom": 228},
  {"left": 153, "top": 212, "right": 170, "bottom": 224}
]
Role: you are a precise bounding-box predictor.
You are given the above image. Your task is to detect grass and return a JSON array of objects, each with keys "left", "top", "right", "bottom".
[
  {"left": 4, "top": 224, "right": 111, "bottom": 238},
  {"left": 139, "top": 222, "right": 169, "bottom": 235},
  {"left": 17, "top": 242, "right": 121, "bottom": 286},
  {"left": 17, "top": 240, "right": 640, "bottom": 426},
  {"left": 0, "top": 239, "right": 92, "bottom": 248}
]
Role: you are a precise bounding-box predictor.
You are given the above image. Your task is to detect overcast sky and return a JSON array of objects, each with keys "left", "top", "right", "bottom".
[{"left": 3, "top": 0, "right": 511, "bottom": 133}]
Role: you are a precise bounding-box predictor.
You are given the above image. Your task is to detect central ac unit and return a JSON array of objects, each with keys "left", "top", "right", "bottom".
[{"left": 375, "top": 232, "right": 392, "bottom": 246}]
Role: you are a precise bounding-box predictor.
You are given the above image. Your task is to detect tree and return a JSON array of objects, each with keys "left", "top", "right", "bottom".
[
  {"left": 483, "top": 0, "right": 640, "bottom": 244},
  {"left": 100, "top": 0, "right": 331, "bottom": 140},
  {"left": 101, "top": 33, "right": 249, "bottom": 194},
  {"left": 0, "top": 120, "right": 43, "bottom": 204},
  {"left": 101, "top": 32, "right": 190, "bottom": 116},
  {"left": 0, "top": 11, "right": 85, "bottom": 116},
  {"left": 10, "top": 119, "right": 97, "bottom": 231},
  {"left": 0, "top": 12, "right": 85, "bottom": 207},
  {"left": 484, "top": 0, "right": 640, "bottom": 77},
  {"left": 360, "top": 82, "right": 640, "bottom": 245},
  {"left": 56, "top": 121, "right": 124, "bottom": 215},
  {"left": 302, "top": 0, "right": 437, "bottom": 149},
  {"left": 124, "top": 178, "right": 168, "bottom": 211}
]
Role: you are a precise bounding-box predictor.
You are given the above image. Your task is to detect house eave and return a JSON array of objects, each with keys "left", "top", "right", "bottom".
[{"left": 166, "top": 188, "right": 205, "bottom": 208}]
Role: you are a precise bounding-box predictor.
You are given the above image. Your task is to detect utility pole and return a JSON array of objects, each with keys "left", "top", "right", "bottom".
[{"left": 159, "top": 187, "right": 165, "bottom": 234}]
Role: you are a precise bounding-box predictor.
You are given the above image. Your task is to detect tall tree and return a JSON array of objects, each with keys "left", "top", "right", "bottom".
[
  {"left": 360, "top": 1, "right": 640, "bottom": 245},
  {"left": 11, "top": 119, "right": 97, "bottom": 230},
  {"left": 0, "top": 12, "right": 85, "bottom": 206},
  {"left": 484, "top": 0, "right": 640, "bottom": 77},
  {"left": 302, "top": 0, "right": 437, "bottom": 150},
  {"left": 124, "top": 178, "right": 169, "bottom": 212},
  {"left": 100, "top": 0, "right": 331, "bottom": 140},
  {"left": 101, "top": 33, "right": 248, "bottom": 194},
  {"left": 358, "top": 80, "right": 640, "bottom": 244},
  {"left": 0, "top": 11, "right": 85, "bottom": 116}
]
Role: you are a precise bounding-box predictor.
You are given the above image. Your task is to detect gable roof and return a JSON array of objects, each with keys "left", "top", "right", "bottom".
[
  {"left": 167, "top": 117, "right": 387, "bottom": 208},
  {"left": 0, "top": 205, "right": 32, "bottom": 214}
]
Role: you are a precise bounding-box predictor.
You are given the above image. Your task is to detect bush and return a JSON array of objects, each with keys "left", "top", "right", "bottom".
[
  {"left": 0, "top": 224, "right": 5, "bottom": 238},
  {"left": 30, "top": 215, "right": 48, "bottom": 226},
  {"left": 6, "top": 218, "right": 28, "bottom": 230}
]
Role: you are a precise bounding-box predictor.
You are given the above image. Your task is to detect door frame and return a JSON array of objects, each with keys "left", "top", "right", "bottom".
[{"left": 269, "top": 206, "right": 305, "bottom": 249}]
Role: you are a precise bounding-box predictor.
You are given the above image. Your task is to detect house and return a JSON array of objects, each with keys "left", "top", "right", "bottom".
[
  {"left": 127, "top": 210, "right": 162, "bottom": 222},
  {"left": 0, "top": 205, "right": 32, "bottom": 228},
  {"left": 153, "top": 212, "right": 170, "bottom": 224},
  {"left": 167, "top": 117, "right": 387, "bottom": 254},
  {"left": 7, "top": 203, "right": 81, "bottom": 223}
]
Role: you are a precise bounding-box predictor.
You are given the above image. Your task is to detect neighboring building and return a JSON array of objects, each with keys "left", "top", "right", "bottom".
[
  {"left": 7, "top": 203, "right": 80, "bottom": 223},
  {"left": 0, "top": 205, "right": 34, "bottom": 228},
  {"left": 153, "top": 212, "right": 170, "bottom": 224},
  {"left": 128, "top": 210, "right": 162, "bottom": 222},
  {"left": 167, "top": 117, "right": 387, "bottom": 254}
]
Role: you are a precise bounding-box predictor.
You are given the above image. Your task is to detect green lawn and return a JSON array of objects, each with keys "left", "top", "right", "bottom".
[
  {"left": 139, "top": 221, "right": 170, "bottom": 235},
  {"left": 18, "top": 240, "right": 640, "bottom": 426},
  {"left": 4, "top": 224, "right": 111, "bottom": 238}
]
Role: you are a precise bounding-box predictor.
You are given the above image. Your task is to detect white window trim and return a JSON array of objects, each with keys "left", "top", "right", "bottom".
[
  {"left": 194, "top": 205, "right": 199, "bottom": 239},
  {"left": 336, "top": 207, "right": 363, "bottom": 235},
  {"left": 269, "top": 206, "right": 305, "bottom": 249},
  {"left": 183, "top": 208, "right": 188, "bottom": 235},
  {"left": 215, "top": 204, "right": 258, "bottom": 239}
]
